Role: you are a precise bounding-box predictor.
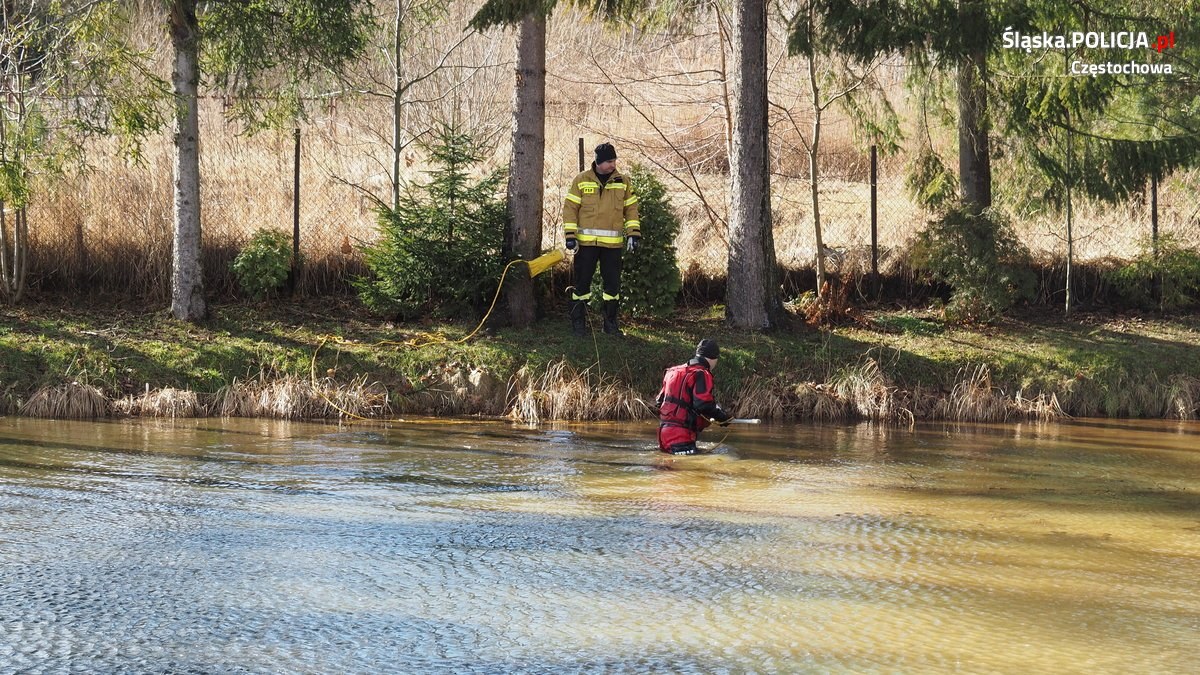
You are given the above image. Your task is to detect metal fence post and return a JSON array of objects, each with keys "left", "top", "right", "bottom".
[
  {"left": 1065, "top": 124, "right": 1074, "bottom": 317},
  {"left": 870, "top": 145, "right": 878, "bottom": 297},
  {"left": 578, "top": 137, "right": 585, "bottom": 173},
  {"left": 290, "top": 126, "right": 301, "bottom": 296},
  {"left": 1151, "top": 171, "right": 1161, "bottom": 306},
  {"left": 1151, "top": 171, "right": 1159, "bottom": 256}
]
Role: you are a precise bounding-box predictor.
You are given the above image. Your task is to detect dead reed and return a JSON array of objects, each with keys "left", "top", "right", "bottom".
[
  {"left": 935, "top": 365, "right": 1010, "bottom": 422},
  {"left": 114, "top": 387, "right": 204, "bottom": 418},
  {"left": 212, "top": 375, "right": 391, "bottom": 420},
  {"left": 19, "top": 382, "right": 110, "bottom": 419},
  {"left": 395, "top": 364, "right": 506, "bottom": 417},
  {"left": 830, "top": 359, "right": 913, "bottom": 424},
  {"left": 4, "top": 353, "right": 1194, "bottom": 424},
  {"left": 1166, "top": 375, "right": 1200, "bottom": 419},
  {"left": 732, "top": 374, "right": 792, "bottom": 421},
  {"left": 788, "top": 382, "right": 850, "bottom": 423},
  {"left": 507, "top": 360, "right": 643, "bottom": 425},
  {"left": 1011, "top": 391, "right": 1068, "bottom": 421}
]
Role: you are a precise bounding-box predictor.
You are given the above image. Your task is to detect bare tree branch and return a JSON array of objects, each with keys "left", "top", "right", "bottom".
[{"left": 587, "top": 53, "right": 728, "bottom": 234}]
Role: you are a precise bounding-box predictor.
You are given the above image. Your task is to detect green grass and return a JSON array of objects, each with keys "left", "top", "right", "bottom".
[{"left": 1, "top": 299, "right": 1198, "bottom": 419}]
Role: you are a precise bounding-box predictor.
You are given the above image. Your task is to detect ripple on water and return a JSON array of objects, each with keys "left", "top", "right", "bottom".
[{"left": 2, "top": 418, "right": 1200, "bottom": 672}]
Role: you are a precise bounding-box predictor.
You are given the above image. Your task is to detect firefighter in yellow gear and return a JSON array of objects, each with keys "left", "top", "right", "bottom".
[{"left": 562, "top": 142, "right": 641, "bottom": 336}]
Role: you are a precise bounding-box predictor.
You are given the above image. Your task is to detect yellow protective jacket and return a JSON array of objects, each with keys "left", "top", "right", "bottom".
[{"left": 562, "top": 168, "right": 640, "bottom": 249}]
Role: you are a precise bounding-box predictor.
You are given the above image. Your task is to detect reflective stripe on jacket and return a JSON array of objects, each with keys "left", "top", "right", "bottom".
[{"left": 562, "top": 168, "right": 640, "bottom": 249}]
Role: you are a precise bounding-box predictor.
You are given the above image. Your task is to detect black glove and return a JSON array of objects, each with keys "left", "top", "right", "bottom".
[
  {"left": 626, "top": 236, "right": 640, "bottom": 253},
  {"left": 715, "top": 407, "right": 732, "bottom": 426},
  {"left": 566, "top": 239, "right": 577, "bottom": 251}
]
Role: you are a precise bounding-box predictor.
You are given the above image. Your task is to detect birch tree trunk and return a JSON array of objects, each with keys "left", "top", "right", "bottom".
[
  {"left": 0, "top": 65, "right": 29, "bottom": 303},
  {"left": 0, "top": 111, "right": 11, "bottom": 301},
  {"left": 807, "top": 38, "right": 827, "bottom": 296},
  {"left": 169, "top": 0, "right": 206, "bottom": 321},
  {"left": 392, "top": 0, "right": 405, "bottom": 210},
  {"left": 725, "top": 0, "right": 781, "bottom": 329},
  {"left": 503, "top": 12, "right": 545, "bottom": 327}
]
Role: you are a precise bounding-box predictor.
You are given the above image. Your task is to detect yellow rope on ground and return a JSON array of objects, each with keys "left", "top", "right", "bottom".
[
  {"left": 311, "top": 257, "right": 527, "bottom": 355},
  {"left": 311, "top": 336, "right": 369, "bottom": 422},
  {"left": 404, "top": 258, "right": 527, "bottom": 349},
  {"left": 305, "top": 258, "right": 531, "bottom": 421}
]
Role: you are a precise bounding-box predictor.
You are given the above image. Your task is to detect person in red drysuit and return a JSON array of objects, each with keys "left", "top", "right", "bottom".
[{"left": 655, "top": 338, "right": 732, "bottom": 455}]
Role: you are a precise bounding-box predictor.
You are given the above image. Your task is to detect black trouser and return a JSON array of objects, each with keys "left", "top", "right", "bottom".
[{"left": 571, "top": 245, "right": 622, "bottom": 301}]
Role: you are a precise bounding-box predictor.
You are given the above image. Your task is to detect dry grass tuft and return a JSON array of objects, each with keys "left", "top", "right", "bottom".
[
  {"left": 831, "top": 359, "right": 912, "bottom": 424},
  {"left": 1012, "top": 390, "right": 1068, "bottom": 421},
  {"left": 1059, "top": 374, "right": 1105, "bottom": 417},
  {"left": 320, "top": 376, "right": 392, "bottom": 420},
  {"left": 787, "top": 382, "right": 848, "bottom": 422},
  {"left": 903, "top": 384, "right": 942, "bottom": 421},
  {"left": 19, "top": 382, "right": 111, "bottom": 419},
  {"left": 114, "top": 387, "right": 204, "bottom": 418},
  {"left": 733, "top": 375, "right": 791, "bottom": 420},
  {"left": 811, "top": 386, "right": 848, "bottom": 423},
  {"left": 507, "top": 360, "right": 642, "bottom": 424},
  {"left": 1165, "top": 375, "right": 1200, "bottom": 420},
  {"left": 937, "top": 365, "right": 1009, "bottom": 422},
  {"left": 393, "top": 363, "right": 506, "bottom": 417},
  {"left": 212, "top": 375, "right": 390, "bottom": 420}
]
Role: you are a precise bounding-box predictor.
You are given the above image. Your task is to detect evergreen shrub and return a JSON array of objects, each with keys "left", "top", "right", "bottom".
[
  {"left": 357, "top": 125, "right": 506, "bottom": 320},
  {"left": 232, "top": 229, "right": 293, "bottom": 299},
  {"left": 911, "top": 205, "right": 1035, "bottom": 323},
  {"left": 1109, "top": 234, "right": 1200, "bottom": 311}
]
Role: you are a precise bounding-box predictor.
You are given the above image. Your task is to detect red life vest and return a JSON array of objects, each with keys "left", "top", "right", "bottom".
[{"left": 658, "top": 362, "right": 712, "bottom": 434}]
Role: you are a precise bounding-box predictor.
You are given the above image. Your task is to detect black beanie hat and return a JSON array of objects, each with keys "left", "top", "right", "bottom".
[
  {"left": 595, "top": 142, "right": 617, "bottom": 163},
  {"left": 695, "top": 338, "right": 720, "bottom": 360}
]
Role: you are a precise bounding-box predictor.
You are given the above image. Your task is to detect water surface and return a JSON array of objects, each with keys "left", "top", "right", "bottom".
[{"left": 1, "top": 416, "right": 1198, "bottom": 673}]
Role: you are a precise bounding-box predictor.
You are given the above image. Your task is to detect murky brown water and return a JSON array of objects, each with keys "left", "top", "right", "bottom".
[{"left": 1, "top": 416, "right": 1198, "bottom": 673}]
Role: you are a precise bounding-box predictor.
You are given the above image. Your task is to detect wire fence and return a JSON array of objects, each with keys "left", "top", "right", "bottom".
[
  {"left": 19, "top": 98, "right": 1200, "bottom": 301},
  {"left": 8, "top": 4, "right": 1200, "bottom": 303}
]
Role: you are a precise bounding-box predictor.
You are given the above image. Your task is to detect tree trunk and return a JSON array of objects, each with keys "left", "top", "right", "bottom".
[
  {"left": 715, "top": 5, "right": 734, "bottom": 165},
  {"left": 391, "top": 0, "right": 405, "bottom": 210},
  {"left": 0, "top": 140, "right": 10, "bottom": 302},
  {"left": 806, "top": 31, "right": 827, "bottom": 297},
  {"left": 0, "top": 66, "right": 29, "bottom": 304},
  {"left": 503, "top": 13, "right": 546, "bottom": 327},
  {"left": 0, "top": 200, "right": 8, "bottom": 299},
  {"left": 725, "top": 0, "right": 780, "bottom": 330},
  {"left": 169, "top": 0, "right": 206, "bottom": 321},
  {"left": 957, "top": 0, "right": 991, "bottom": 214},
  {"left": 13, "top": 206, "right": 26, "bottom": 302}
]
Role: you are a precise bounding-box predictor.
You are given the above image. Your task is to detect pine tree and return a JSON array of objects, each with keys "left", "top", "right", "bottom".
[{"left": 358, "top": 126, "right": 508, "bottom": 319}]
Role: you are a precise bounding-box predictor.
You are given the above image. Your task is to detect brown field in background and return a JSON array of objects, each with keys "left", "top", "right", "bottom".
[{"left": 22, "top": 6, "right": 1200, "bottom": 299}]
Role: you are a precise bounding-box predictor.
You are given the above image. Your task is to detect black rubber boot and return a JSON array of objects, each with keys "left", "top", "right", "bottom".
[
  {"left": 602, "top": 300, "right": 622, "bottom": 336},
  {"left": 569, "top": 299, "right": 588, "bottom": 337}
]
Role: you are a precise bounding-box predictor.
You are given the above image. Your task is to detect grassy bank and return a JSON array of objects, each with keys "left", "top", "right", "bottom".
[{"left": 1, "top": 299, "right": 1198, "bottom": 423}]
